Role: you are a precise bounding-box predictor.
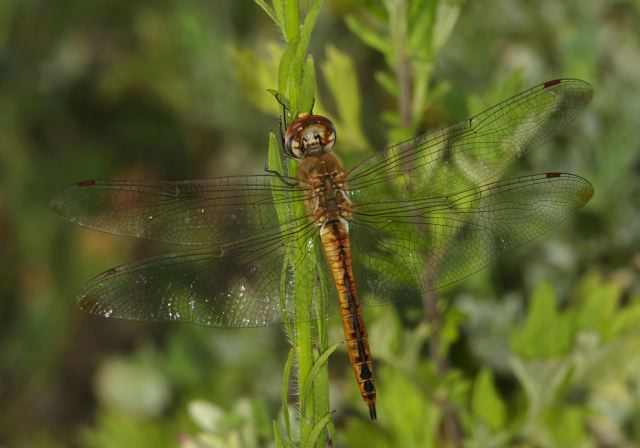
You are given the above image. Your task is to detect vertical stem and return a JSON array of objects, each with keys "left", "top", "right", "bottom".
[
  {"left": 390, "top": 1, "right": 464, "bottom": 445},
  {"left": 393, "top": 2, "right": 412, "bottom": 131},
  {"left": 289, "top": 161, "right": 316, "bottom": 447},
  {"left": 261, "top": 0, "right": 330, "bottom": 444},
  {"left": 423, "top": 275, "right": 463, "bottom": 448}
]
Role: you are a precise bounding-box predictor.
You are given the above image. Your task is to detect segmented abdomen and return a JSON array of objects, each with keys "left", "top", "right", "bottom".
[{"left": 320, "top": 221, "right": 377, "bottom": 420}]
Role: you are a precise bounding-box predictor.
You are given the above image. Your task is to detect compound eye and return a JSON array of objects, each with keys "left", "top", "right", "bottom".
[
  {"left": 323, "top": 127, "right": 336, "bottom": 150},
  {"left": 306, "top": 115, "right": 336, "bottom": 151},
  {"left": 285, "top": 133, "right": 305, "bottom": 159}
]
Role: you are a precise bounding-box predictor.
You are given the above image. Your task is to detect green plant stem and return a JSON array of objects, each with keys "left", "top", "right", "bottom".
[
  {"left": 293, "top": 230, "right": 315, "bottom": 445},
  {"left": 390, "top": 0, "right": 412, "bottom": 131},
  {"left": 258, "top": 1, "right": 332, "bottom": 445},
  {"left": 388, "top": 1, "right": 465, "bottom": 445}
]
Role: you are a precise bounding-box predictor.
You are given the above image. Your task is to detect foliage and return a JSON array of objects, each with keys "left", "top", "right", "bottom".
[{"left": 0, "top": 0, "right": 639, "bottom": 447}]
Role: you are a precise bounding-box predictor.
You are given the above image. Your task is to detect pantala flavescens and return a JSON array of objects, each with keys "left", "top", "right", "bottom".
[{"left": 51, "top": 79, "right": 594, "bottom": 420}]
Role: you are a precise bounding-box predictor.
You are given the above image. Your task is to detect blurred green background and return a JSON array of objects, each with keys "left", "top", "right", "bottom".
[{"left": 1, "top": 0, "right": 639, "bottom": 447}]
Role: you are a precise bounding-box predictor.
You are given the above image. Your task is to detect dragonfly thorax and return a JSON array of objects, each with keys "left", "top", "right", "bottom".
[
  {"left": 285, "top": 113, "right": 336, "bottom": 159},
  {"left": 297, "top": 153, "right": 352, "bottom": 231}
]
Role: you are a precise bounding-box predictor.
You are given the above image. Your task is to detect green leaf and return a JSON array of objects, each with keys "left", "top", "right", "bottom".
[
  {"left": 306, "top": 412, "right": 334, "bottom": 448},
  {"left": 273, "top": 418, "right": 297, "bottom": 448},
  {"left": 283, "top": 0, "right": 300, "bottom": 43},
  {"left": 298, "top": 54, "right": 316, "bottom": 115},
  {"left": 321, "top": 44, "right": 369, "bottom": 152},
  {"left": 273, "top": 0, "right": 286, "bottom": 33},
  {"left": 509, "top": 356, "right": 574, "bottom": 423},
  {"left": 543, "top": 405, "right": 587, "bottom": 447},
  {"left": 299, "top": 342, "right": 340, "bottom": 411},
  {"left": 375, "top": 70, "right": 398, "bottom": 96},
  {"left": 610, "top": 299, "right": 640, "bottom": 337},
  {"left": 253, "top": 0, "right": 278, "bottom": 26},
  {"left": 471, "top": 368, "right": 506, "bottom": 431},
  {"left": 280, "top": 347, "right": 296, "bottom": 437},
  {"left": 78, "top": 411, "right": 176, "bottom": 448},
  {"left": 432, "top": 0, "right": 463, "bottom": 52},
  {"left": 408, "top": 0, "right": 435, "bottom": 52},
  {"left": 289, "top": 0, "right": 324, "bottom": 111},
  {"left": 574, "top": 272, "right": 620, "bottom": 339},
  {"left": 229, "top": 43, "right": 282, "bottom": 116},
  {"left": 345, "top": 15, "right": 390, "bottom": 55},
  {"left": 510, "top": 281, "right": 574, "bottom": 358},
  {"left": 267, "top": 132, "right": 289, "bottom": 225},
  {"left": 467, "top": 70, "right": 524, "bottom": 116},
  {"left": 277, "top": 43, "right": 298, "bottom": 109}
]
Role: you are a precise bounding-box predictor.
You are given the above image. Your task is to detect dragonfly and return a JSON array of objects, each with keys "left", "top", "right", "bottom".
[{"left": 51, "top": 78, "right": 594, "bottom": 421}]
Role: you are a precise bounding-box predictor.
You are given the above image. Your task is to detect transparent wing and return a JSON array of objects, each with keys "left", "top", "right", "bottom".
[
  {"left": 347, "top": 79, "right": 593, "bottom": 200},
  {"left": 349, "top": 173, "right": 593, "bottom": 305},
  {"left": 76, "top": 219, "right": 331, "bottom": 327},
  {"left": 50, "top": 175, "right": 307, "bottom": 245}
]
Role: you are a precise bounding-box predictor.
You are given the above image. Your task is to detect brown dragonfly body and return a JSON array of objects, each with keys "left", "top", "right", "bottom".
[
  {"left": 51, "top": 79, "right": 595, "bottom": 422},
  {"left": 295, "top": 129, "right": 376, "bottom": 419}
]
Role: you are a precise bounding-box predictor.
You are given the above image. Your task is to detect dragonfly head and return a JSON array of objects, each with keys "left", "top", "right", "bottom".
[{"left": 284, "top": 113, "right": 336, "bottom": 159}]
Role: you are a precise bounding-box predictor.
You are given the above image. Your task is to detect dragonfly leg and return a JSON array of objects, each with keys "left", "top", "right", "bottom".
[
  {"left": 264, "top": 165, "right": 298, "bottom": 187},
  {"left": 308, "top": 97, "right": 316, "bottom": 115}
]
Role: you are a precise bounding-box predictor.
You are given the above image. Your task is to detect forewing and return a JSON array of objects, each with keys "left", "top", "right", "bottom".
[
  {"left": 349, "top": 173, "right": 593, "bottom": 305},
  {"left": 347, "top": 79, "right": 593, "bottom": 200},
  {"left": 50, "top": 176, "right": 307, "bottom": 245}
]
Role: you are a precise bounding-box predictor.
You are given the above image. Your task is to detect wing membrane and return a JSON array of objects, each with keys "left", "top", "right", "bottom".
[
  {"left": 50, "top": 176, "right": 307, "bottom": 245},
  {"left": 349, "top": 173, "right": 593, "bottom": 305},
  {"left": 347, "top": 79, "right": 593, "bottom": 200},
  {"left": 77, "top": 219, "right": 330, "bottom": 327}
]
